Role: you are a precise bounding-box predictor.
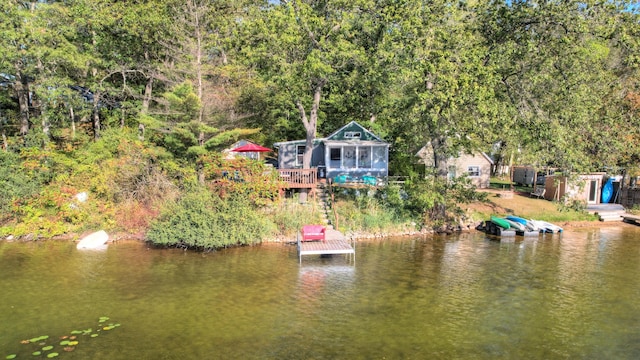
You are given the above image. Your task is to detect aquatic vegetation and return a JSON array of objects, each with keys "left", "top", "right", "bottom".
[{"left": 4, "top": 317, "right": 120, "bottom": 359}]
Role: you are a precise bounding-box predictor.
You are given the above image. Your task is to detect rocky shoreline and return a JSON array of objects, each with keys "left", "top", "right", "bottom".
[{"left": 2, "top": 219, "right": 635, "bottom": 244}]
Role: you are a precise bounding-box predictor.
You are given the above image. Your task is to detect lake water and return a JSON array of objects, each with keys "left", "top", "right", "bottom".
[{"left": 2, "top": 226, "right": 640, "bottom": 359}]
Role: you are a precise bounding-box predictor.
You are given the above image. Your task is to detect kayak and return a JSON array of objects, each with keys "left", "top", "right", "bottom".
[
  {"left": 506, "top": 215, "right": 540, "bottom": 232},
  {"left": 529, "top": 219, "right": 563, "bottom": 233},
  {"left": 503, "top": 218, "right": 526, "bottom": 231},
  {"left": 602, "top": 178, "right": 613, "bottom": 204},
  {"left": 490, "top": 216, "right": 511, "bottom": 229}
]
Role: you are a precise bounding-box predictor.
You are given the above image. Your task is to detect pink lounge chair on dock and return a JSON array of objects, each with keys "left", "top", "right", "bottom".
[{"left": 301, "top": 225, "right": 326, "bottom": 242}]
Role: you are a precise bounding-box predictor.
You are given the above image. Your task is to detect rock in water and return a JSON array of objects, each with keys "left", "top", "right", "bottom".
[{"left": 77, "top": 230, "right": 109, "bottom": 250}]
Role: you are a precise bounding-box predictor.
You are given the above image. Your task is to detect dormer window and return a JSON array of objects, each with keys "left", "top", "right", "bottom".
[{"left": 344, "top": 131, "right": 361, "bottom": 139}]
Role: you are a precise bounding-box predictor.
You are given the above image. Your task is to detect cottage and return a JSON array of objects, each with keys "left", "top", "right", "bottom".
[
  {"left": 273, "top": 121, "right": 389, "bottom": 183},
  {"left": 416, "top": 144, "right": 493, "bottom": 188},
  {"left": 542, "top": 173, "right": 609, "bottom": 204}
]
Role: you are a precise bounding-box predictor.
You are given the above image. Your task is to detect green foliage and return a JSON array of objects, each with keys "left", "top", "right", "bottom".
[
  {"left": 146, "top": 188, "right": 274, "bottom": 250},
  {"left": 556, "top": 197, "right": 587, "bottom": 213},
  {"left": 334, "top": 197, "right": 402, "bottom": 234},
  {"left": 202, "top": 154, "right": 282, "bottom": 206},
  {"left": 266, "top": 200, "right": 324, "bottom": 237},
  {"left": 335, "top": 175, "right": 488, "bottom": 231},
  {"left": 0, "top": 151, "right": 47, "bottom": 220},
  {"left": 163, "top": 81, "right": 202, "bottom": 122}
]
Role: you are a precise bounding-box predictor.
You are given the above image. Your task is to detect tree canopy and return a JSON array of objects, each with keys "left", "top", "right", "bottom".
[{"left": 0, "top": 0, "right": 639, "bottom": 174}]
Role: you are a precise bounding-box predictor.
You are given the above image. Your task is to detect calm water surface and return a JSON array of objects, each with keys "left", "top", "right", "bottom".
[{"left": 2, "top": 226, "right": 640, "bottom": 359}]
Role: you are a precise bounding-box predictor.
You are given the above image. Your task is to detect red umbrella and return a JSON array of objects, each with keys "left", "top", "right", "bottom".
[{"left": 231, "top": 142, "right": 272, "bottom": 153}]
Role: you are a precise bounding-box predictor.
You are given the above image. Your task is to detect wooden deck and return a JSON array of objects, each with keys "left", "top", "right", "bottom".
[
  {"left": 623, "top": 214, "right": 640, "bottom": 226},
  {"left": 297, "top": 229, "right": 355, "bottom": 264},
  {"left": 279, "top": 168, "right": 317, "bottom": 189}
]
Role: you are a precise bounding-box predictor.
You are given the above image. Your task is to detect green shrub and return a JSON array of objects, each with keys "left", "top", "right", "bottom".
[
  {"left": 0, "top": 152, "right": 34, "bottom": 216},
  {"left": 146, "top": 188, "right": 273, "bottom": 250},
  {"left": 266, "top": 200, "right": 324, "bottom": 237}
]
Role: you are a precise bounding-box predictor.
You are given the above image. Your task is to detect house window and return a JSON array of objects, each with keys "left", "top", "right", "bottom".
[
  {"left": 296, "top": 145, "right": 305, "bottom": 166},
  {"left": 330, "top": 148, "right": 341, "bottom": 161},
  {"left": 468, "top": 166, "right": 480, "bottom": 177},
  {"left": 358, "top": 147, "right": 371, "bottom": 168},
  {"left": 343, "top": 146, "right": 356, "bottom": 168},
  {"left": 344, "top": 131, "right": 361, "bottom": 139}
]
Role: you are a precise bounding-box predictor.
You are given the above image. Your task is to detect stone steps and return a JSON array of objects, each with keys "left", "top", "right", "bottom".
[
  {"left": 315, "top": 183, "right": 334, "bottom": 230},
  {"left": 596, "top": 210, "right": 626, "bottom": 222}
]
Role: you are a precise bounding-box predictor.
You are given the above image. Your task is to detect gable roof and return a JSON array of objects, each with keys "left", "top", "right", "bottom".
[
  {"left": 415, "top": 143, "right": 494, "bottom": 165},
  {"left": 326, "top": 121, "right": 384, "bottom": 142},
  {"left": 273, "top": 121, "right": 387, "bottom": 148}
]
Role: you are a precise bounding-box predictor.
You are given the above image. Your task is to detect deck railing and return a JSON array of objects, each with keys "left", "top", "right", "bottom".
[{"left": 278, "top": 168, "right": 317, "bottom": 189}]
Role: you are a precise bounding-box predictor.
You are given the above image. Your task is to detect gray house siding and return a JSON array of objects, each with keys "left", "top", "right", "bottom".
[{"left": 275, "top": 140, "right": 324, "bottom": 169}]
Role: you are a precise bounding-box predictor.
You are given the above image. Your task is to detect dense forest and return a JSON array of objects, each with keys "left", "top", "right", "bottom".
[{"left": 1, "top": 0, "right": 639, "bottom": 244}]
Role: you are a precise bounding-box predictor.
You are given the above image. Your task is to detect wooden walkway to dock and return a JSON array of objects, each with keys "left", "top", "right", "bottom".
[{"left": 297, "top": 228, "right": 355, "bottom": 264}]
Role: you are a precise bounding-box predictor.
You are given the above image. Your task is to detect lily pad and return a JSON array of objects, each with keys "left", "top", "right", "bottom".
[
  {"left": 59, "top": 340, "right": 69, "bottom": 346},
  {"left": 6, "top": 355, "right": 17, "bottom": 359},
  {"left": 32, "top": 351, "right": 42, "bottom": 356},
  {"left": 68, "top": 341, "right": 78, "bottom": 346},
  {"left": 42, "top": 346, "right": 53, "bottom": 351},
  {"left": 70, "top": 330, "right": 82, "bottom": 335},
  {"left": 47, "top": 353, "right": 59, "bottom": 358},
  {"left": 90, "top": 334, "right": 99, "bottom": 338}
]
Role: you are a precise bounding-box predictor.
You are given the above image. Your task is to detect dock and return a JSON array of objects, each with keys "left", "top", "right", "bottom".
[
  {"left": 623, "top": 214, "right": 640, "bottom": 226},
  {"left": 297, "top": 228, "right": 355, "bottom": 264}
]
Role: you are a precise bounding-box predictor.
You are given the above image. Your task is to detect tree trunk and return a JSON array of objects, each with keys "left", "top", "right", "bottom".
[
  {"left": 431, "top": 135, "right": 449, "bottom": 181},
  {"left": 138, "top": 123, "right": 145, "bottom": 141},
  {"left": 69, "top": 105, "right": 76, "bottom": 140},
  {"left": 430, "top": 135, "right": 449, "bottom": 222},
  {"left": 295, "top": 79, "right": 325, "bottom": 203},
  {"left": 15, "top": 73, "right": 30, "bottom": 140},
  {"left": 141, "top": 75, "right": 153, "bottom": 114},
  {"left": 92, "top": 90, "right": 101, "bottom": 140},
  {"left": 197, "top": 160, "right": 205, "bottom": 185},
  {"left": 42, "top": 107, "right": 50, "bottom": 143}
]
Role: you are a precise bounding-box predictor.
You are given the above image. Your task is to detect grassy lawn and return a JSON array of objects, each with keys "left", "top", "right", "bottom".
[{"left": 466, "top": 178, "right": 599, "bottom": 223}]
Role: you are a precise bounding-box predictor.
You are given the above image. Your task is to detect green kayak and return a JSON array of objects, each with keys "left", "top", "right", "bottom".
[{"left": 490, "top": 216, "right": 511, "bottom": 229}]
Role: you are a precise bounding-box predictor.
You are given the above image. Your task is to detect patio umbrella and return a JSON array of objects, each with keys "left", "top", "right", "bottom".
[{"left": 231, "top": 142, "right": 272, "bottom": 153}]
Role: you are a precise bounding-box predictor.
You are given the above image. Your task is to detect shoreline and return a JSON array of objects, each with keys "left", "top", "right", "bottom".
[{"left": 2, "top": 220, "right": 637, "bottom": 244}]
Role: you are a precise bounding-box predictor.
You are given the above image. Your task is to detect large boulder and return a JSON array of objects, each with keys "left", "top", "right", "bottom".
[{"left": 77, "top": 230, "right": 109, "bottom": 250}]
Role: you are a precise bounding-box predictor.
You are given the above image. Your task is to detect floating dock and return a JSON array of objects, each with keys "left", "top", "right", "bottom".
[
  {"left": 297, "top": 229, "right": 355, "bottom": 264},
  {"left": 480, "top": 221, "right": 548, "bottom": 237}
]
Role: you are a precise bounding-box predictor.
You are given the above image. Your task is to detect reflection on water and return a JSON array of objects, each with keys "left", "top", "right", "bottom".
[{"left": 2, "top": 227, "right": 640, "bottom": 359}]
